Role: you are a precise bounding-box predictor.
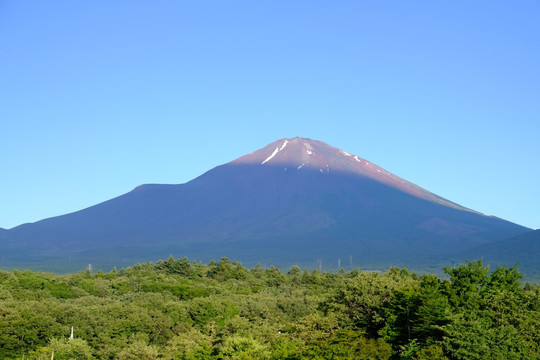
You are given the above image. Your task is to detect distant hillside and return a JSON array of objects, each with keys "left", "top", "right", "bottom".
[
  {"left": 441, "top": 229, "right": 540, "bottom": 281},
  {"left": 0, "top": 137, "right": 530, "bottom": 273}
]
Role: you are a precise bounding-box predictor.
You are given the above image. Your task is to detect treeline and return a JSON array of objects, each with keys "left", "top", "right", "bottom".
[{"left": 0, "top": 257, "right": 539, "bottom": 359}]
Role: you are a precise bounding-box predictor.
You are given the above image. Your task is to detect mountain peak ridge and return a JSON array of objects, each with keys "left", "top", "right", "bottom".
[{"left": 231, "top": 137, "right": 474, "bottom": 213}]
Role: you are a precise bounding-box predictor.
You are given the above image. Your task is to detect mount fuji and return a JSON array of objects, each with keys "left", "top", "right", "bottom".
[{"left": 0, "top": 137, "right": 530, "bottom": 272}]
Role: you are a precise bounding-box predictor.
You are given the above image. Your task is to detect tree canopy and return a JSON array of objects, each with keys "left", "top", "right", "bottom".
[{"left": 0, "top": 258, "right": 538, "bottom": 359}]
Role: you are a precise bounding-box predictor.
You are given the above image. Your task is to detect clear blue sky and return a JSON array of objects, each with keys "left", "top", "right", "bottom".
[{"left": 1, "top": 1, "right": 539, "bottom": 230}]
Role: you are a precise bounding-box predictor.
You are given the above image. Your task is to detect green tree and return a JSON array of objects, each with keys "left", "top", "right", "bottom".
[
  {"left": 441, "top": 261, "right": 539, "bottom": 359},
  {"left": 322, "top": 269, "right": 417, "bottom": 336},
  {"left": 219, "top": 335, "right": 270, "bottom": 360},
  {"left": 381, "top": 275, "right": 450, "bottom": 348},
  {"left": 412, "top": 344, "right": 448, "bottom": 360},
  {"left": 303, "top": 329, "right": 392, "bottom": 360},
  {"left": 32, "top": 338, "right": 95, "bottom": 360},
  {"left": 116, "top": 340, "right": 159, "bottom": 360},
  {"left": 164, "top": 328, "right": 216, "bottom": 360}
]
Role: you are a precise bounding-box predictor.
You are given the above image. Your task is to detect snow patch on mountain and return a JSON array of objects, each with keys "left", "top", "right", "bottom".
[
  {"left": 262, "top": 140, "right": 288, "bottom": 165},
  {"left": 262, "top": 147, "right": 280, "bottom": 164}
]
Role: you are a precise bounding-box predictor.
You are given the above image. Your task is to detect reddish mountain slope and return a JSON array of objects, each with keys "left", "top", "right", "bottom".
[{"left": 234, "top": 137, "right": 473, "bottom": 212}]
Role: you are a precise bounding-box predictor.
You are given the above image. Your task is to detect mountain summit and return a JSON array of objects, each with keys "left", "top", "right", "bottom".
[
  {"left": 0, "top": 137, "right": 530, "bottom": 272},
  {"left": 234, "top": 137, "right": 471, "bottom": 212}
]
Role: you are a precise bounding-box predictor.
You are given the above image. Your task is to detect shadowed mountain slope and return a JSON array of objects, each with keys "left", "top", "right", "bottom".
[
  {"left": 0, "top": 137, "right": 530, "bottom": 272},
  {"left": 442, "top": 229, "right": 540, "bottom": 280}
]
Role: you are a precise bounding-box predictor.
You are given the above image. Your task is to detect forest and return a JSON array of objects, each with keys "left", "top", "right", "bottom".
[{"left": 0, "top": 257, "right": 538, "bottom": 359}]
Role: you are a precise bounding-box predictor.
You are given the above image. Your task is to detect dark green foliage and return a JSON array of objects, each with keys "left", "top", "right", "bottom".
[
  {"left": 381, "top": 275, "right": 450, "bottom": 348},
  {"left": 0, "top": 258, "right": 538, "bottom": 359},
  {"left": 321, "top": 267, "right": 417, "bottom": 336},
  {"left": 156, "top": 255, "right": 193, "bottom": 277},
  {"left": 440, "top": 261, "right": 539, "bottom": 359},
  {"left": 302, "top": 329, "right": 392, "bottom": 359},
  {"left": 412, "top": 344, "right": 449, "bottom": 360},
  {"left": 207, "top": 257, "right": 249, "bottom": 281}
]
